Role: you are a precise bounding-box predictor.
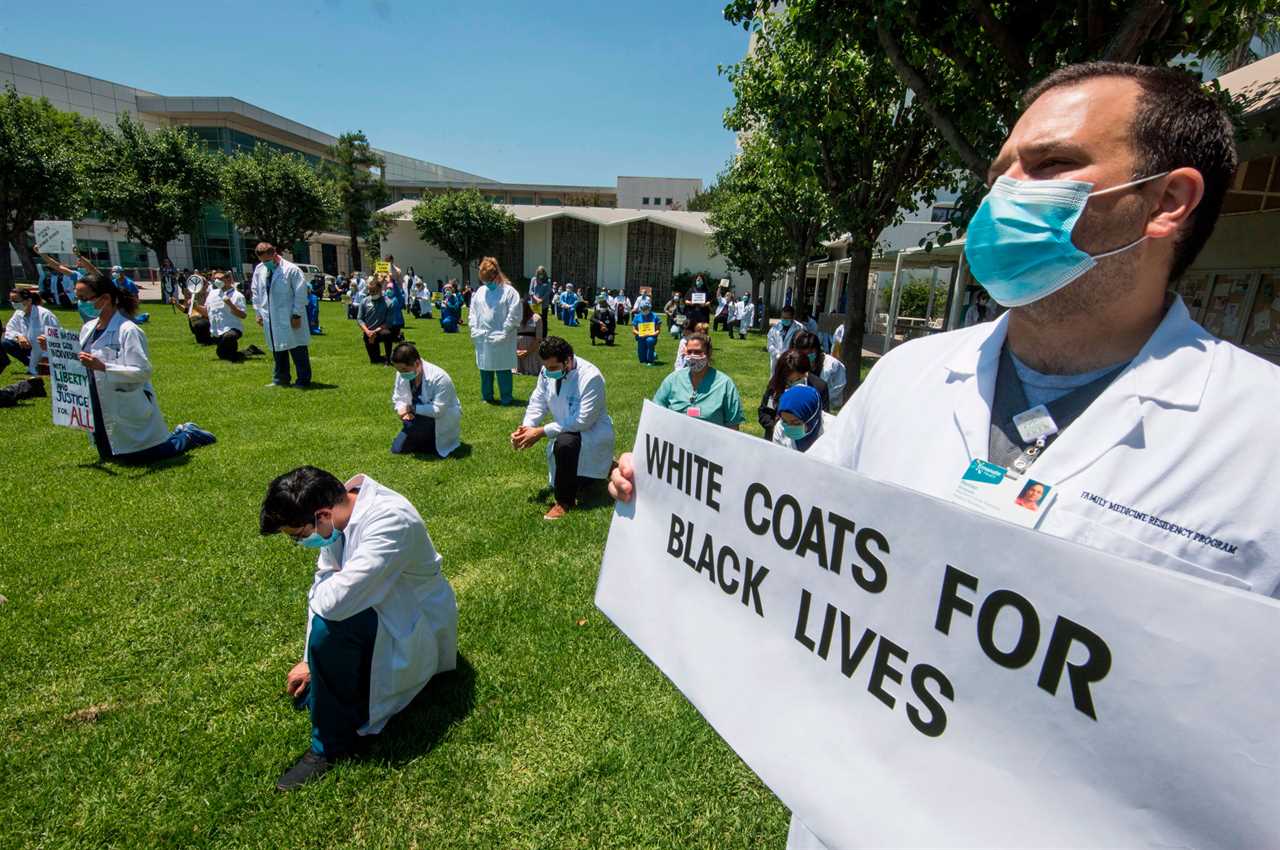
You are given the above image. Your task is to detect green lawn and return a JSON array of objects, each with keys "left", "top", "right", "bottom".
[{"left": 0, "top": 301, "right": 817, "bottom": 849}]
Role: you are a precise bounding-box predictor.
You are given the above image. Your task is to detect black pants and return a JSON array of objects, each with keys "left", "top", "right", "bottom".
[
  {"left": 2, "top": 338, "right": 31, "bottom": 369},
  {"left": 363, "top": 328, "right": 396, "bottom": 364},
  {"left": 190, "top": 317, "right": 213, "bottom": 345},
  {"left": 391, "top": 415, "right": 437, "bottom": 454},
  {"left": 215, "top": 329, "right": 242, "bottom": 361},
  {"left": 552, "top": 431, "right": 592, "bottom": 507}
]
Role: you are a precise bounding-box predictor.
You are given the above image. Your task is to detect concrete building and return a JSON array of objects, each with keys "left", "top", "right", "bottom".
[
  {"left": 380, "top": 201, "right": 729, "bottom": 301},
  {"left": 0, "top": 51, "right": 699, "bottom": 282}
]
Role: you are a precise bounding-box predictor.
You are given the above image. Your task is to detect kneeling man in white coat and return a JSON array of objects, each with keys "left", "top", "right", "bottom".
[
  {"left": 511, "top": 336, "right": 615, "bottom": 520},
  {"left": 259, "top": 466, "right": 458, "bottom": 790}
]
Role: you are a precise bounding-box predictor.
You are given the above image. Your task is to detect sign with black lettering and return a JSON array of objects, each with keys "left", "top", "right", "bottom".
[
  {"left": 45, "top": 327, "right": 94, "bottom": 432},
  {"left": 595, "top": 401, "right": 1280, "bottom": 848}
]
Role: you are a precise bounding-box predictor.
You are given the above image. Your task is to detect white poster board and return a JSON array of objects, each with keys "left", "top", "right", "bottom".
[
  {"left": 33, "top": 220, "right": 74, "bottom": 255},
  {"left": 690, "top": 291, "right": 707, "bottom": 304},
  {"left": 596, "top": 401, "right": 1280, "bottom": 849},
  {"left": 45, "top": 327, "right": 94, "bottom": 432}
]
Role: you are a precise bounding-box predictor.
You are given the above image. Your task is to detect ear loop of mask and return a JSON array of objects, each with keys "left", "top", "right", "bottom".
[{"left": 1082, "top": 171, "right": 1169, "bottom": 260}]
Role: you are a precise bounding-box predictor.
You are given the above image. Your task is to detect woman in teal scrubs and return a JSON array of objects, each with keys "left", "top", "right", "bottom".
[{"left": 651, "top": 330, "right": 745, "bottom": 429}]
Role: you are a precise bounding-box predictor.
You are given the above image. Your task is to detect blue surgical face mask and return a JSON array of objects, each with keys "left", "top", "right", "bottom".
[
  {"left": 964, "top": 172, "right": 1166, "bottom": 307},
  {"left": 807, "top": 352, "right": 817, "bottom": 366},
  {"left": 396, "top": 367, "right": 417, "bottom": 384},
  {"left": 543, "top": 366, "right": 564, "bottom": 380},
  {"left": 78, "top": 298, "right": 101, "bottom": 320},
  {"left": 485, "top": 281, "right": 497, "bottom": 290},
  {"left": 265, "top": 260, "right": 277, "bottom": 273},
  {"left": 781, "top": 422, "right": 807, "bottom": 440},
  {"left": 780, "top": 319, "right": 793, "bottom": 328},
  {"left": 298, "top": 518, "right": 341, "bottom": 549}
]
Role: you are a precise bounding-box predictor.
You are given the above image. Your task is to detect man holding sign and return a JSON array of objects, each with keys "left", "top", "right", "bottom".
[{"left": 609, "top": 62, "right": 1280, "bottom": 848}]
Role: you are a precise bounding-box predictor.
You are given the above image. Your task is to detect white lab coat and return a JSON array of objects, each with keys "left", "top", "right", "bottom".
[
  {"left": 206, "top": 287, "right": 245, "bottom": 337},
  {"left": 251, "top": 258, "right": 310, "bottom": 352},
  {"left": 815, "top": 352, "right": 847, "bottom": 411},
  {"left": 21, "top": 304, "right": 60, "bottom": 375},
  {"left": 79, "top": 311, "right": 170, "bottom": 454},
  {"left": 767, "top": 320, "right": 800, "bottom": 374},
  {"left": 306, "top": 474, "right": 458, "bottom": 736},
  {"left": 790, "top": 295, "right": 1280, "bottom": 849},
  {"left": 522, "top": 355, "right": 616, "bottom": 482},
  {"left": 390, "top": 361, "right": 462, "bottom": 458},
  {"left": 468, "top": 282, "right": 522, "bottom": 371},
  {"left": 4, "top": 309, "right": 27, "bottom": 342},
  {"left": 740, "top": 301, "right": 756, "bottom": 330}
]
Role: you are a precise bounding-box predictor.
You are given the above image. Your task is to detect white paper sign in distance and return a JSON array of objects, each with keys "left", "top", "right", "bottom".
[
  {"left": 33, "top": 220, "right": 74, "bottom": 255},
  {"left": 595, "top": 401, "right": 1280, "bottom": 849},
  {"left": 45, "top": 327, "right": 94, "bottom": 432}
]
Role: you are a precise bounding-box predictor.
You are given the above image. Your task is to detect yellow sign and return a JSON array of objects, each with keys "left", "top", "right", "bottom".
[
  {"left": 636, "top": 322, "right": 657, "bottom": 336},
  {"left": 375, "top": 261, "right": 391, "bottom": 274}
]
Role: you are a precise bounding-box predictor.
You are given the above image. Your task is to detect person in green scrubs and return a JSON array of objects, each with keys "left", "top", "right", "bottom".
[{"left": 652, "top": 331, "right": 745, "bottom": 429}]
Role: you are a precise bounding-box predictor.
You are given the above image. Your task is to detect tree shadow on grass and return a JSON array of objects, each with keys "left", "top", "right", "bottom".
[{"left": 366, "top": 653, "right": 477, "bottom": 766}]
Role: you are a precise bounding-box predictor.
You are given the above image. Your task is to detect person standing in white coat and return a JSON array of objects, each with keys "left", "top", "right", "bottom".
[
  {"left": 512, "top": 336, "right": 616, "bottom": 520},
  {"left": 251, "top": 242, "right": 312, "bottom": 388},
  {"left": 468, "top": 256, "right": 522, "bottom": 405},
  {"left": 260, "top": 466, "right": 458, "bottom": 790},
  {"left": 75, "top": 273, "right": 216, "bottom": 464},
  {"left": 767, "top": 304, "right": 800, "bottom": 375},
  {"left": 388, "top": 342, "right": 462, "bottom": 457},
  {"left": 611, "top": 62, "right": 1280, "bottom": 849}
]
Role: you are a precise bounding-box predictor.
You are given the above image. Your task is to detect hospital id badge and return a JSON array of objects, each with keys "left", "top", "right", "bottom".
[
  {"left": 1012, "top": 404, "right": 1059, "bottom": 443},
  {"left": 687, "top": 406, "right": 701, "bottom": 418},
  {"left": 952, "top": 459, "right": 1054, "bottom": 529}
]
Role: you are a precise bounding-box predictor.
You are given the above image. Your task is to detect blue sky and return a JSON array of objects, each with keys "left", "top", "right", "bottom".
[{"left": 2, "top": 0, "right": 749, "bottom": 188}]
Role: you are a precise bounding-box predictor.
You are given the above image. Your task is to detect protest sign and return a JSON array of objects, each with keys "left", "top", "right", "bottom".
[
  {"left": 635, "top": 322, "right": 656, "bottom": 336},
  {"left": 690, "top": 291, "right": 707, "bottom": 304},
  {"left": 33, "top": 220, "right": 74, "bottom": 255},
  {"left": 596, "top": 401, "right": 1280, "bottom": 848},
  {"left": 45, "top": 327, "right": 94, "bottom": 432},
  {"left": 375, "top": 261, "right": 391, "bottom": 275}
]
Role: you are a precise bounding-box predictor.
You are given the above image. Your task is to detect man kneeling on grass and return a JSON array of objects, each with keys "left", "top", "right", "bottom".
[{"left": 259, "top": 466, "right": 459, "bottom": 790}]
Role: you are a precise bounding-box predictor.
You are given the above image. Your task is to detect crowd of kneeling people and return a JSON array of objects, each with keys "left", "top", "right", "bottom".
[{"left": 2, "top": 247, "right": 848, "bottom": 789}]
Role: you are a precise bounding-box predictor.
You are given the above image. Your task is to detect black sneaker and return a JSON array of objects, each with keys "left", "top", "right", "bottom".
[
  {"left": 25, "top": 377, "right": 46, "bottom": 398},
  {"left": 275, "top": 750, "right": 332, "bottom": 791}
]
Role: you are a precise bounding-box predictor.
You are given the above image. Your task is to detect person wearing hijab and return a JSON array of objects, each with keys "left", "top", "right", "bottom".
[
  {"left": 590, "top": 293, "right": 616, "bottom": 346},
  {"left": 631, "top": 295, "right": 661, "bottom": 365},
  {"left": 759, "top": 349, "right": 830, "bottom": 436},
  {"left": 772, "top": 384, "right": 825, "bottom": 452}
]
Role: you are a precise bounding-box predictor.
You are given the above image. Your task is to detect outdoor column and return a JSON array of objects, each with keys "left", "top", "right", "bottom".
[
  {"left": 882, "top": 251, "right": 906, "bottom": 355},
  {"left": 925, "top": 266, "right": 940, "bottom": 327},
  {"left": 866, "top": 271, "right": 880, "bottom": 334},
  {"left": 946, "top": 251, "right": 970, "bottom": 331}
]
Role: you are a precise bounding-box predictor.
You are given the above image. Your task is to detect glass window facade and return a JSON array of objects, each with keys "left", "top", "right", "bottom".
[
  {"left": 510, "top": 195, "right": 535, "bottom": 205},
  {"left": 116, "top": 242, "right": 150, "bottom": 268},
  {"left": 79, "top": 239, "right": 111, "bottom": 267},
  {"left": 187, "top": 126, "right": 326, "bottom": 270}
]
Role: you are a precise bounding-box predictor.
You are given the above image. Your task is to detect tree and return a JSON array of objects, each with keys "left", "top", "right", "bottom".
[
  {"left": 363, "top": 210, "right": 396, "bottom": 266},
  {"left": 728, "top": 0, "right": 1274, "bottom": 187},
  {"left": 220, "top": 144, "right": 338, "bottom": 255},
  {"left": 685, "top": 182, "right": 722, "bottom": 212},
  {"left": 323, "top": 131, "right": 388, "bottom": 273},
  {"left": 93, "top": 114, "right": 222, "bottom": 269},
  {"left": 706, "top": 158, "right": 792, "bottom": 322},
  {"left": 410, "top": 189, "right": 518, "bottom": 288},
  {"left": 0, "top": 86, "right": 96, "bottom": 294},
  {"left": 724, "top": 4, "right": 953, "bottom": 396}
]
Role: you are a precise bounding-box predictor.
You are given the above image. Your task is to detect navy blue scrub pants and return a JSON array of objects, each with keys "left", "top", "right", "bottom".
[
  {"left": 300, "top": 608, "right": 378, "bottom": 759},
  {"left": 636, "top": 335, "right": 657, "bottom": 363},
  {"left": 391, "top": 414, "right": 437, "bottom": 455},
  {"left": 272, "top": 345, "right": 312, "bottom": 386}
]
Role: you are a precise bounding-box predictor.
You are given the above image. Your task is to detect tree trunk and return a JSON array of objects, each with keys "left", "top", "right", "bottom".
[
  {"left": 762, "top": 270, "right": 775, "bottom": 333},
  {"left": 793, "top": 254, "right": 809, "bottom": 316},
  {"left": 349, "top": 219, "right": 362, "bottom": 272},
  {"left": 11, "top": 234, "right": 38, "bottom": 286},
  {"left": 0, "top": 235, "right": 14, "bottom": 299},
  {"left": 840, "top": 247, "right": 873, "bottom": 398}
]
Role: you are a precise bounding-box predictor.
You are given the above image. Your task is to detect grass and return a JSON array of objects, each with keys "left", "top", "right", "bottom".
[{"left": 0, "top": 300, "right": 843, "bottom": 849}]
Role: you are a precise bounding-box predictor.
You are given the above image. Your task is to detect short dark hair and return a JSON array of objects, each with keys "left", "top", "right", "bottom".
[
  {"left": 781, "top": 305, "right": 795, "bottom": 316},
  {"left": 259, "top": 466, "right": 347, "bottom": 535},
  {"left": 539, "top": 335, "right": 573, "bottom": 362},
  {"left": 792, "top": 330, "right": 821, "bottom": 352},
  {"left": 1022, "top": 62, "right": 1238, "bottom": 281},
  {"left": 16, "top": 288, "right": 41, "bottom": 305},
  {"left": 390, "top": 341, "right": 419, "bottom": 366}
]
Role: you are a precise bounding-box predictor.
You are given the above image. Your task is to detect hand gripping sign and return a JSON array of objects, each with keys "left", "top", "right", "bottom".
[
  {"left": 45, "top": 327, "right": 95, "bottom": 432},
  {"left": 596, "top": 401, "right": 1280, "bottom": 849}
]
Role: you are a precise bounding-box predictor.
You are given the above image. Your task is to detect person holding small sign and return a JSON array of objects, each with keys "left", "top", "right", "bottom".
[
  {"left": 11, "top": 287, "right": 59, "bottom": 376},
  {"left": 652, "top": 331, "right": 745, "bottom": 430},
  {"left": 684, "top": 276, "right": 712, "bottom": 327},
  {"left": 590, "top": 294, "right": 616, "bottom": 346},
  {"left": 75, "top": 272, "right": 215, "bottom": 464},
  {"left": 632, "top": 296, "right": 661, "bottom": 365},
  {"left": 511, "top": 336, "right": 616, "bottom": 520}
]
